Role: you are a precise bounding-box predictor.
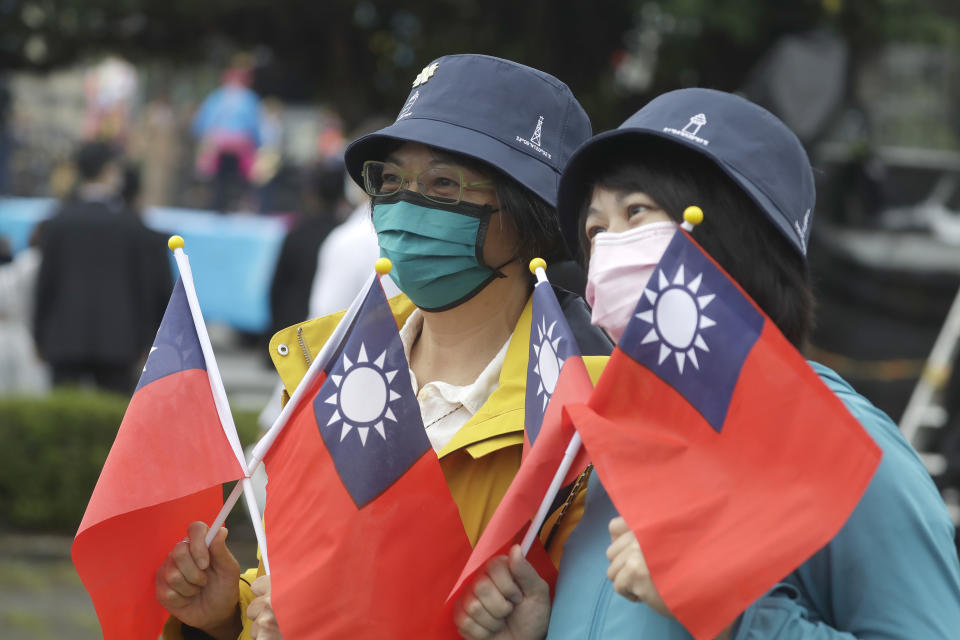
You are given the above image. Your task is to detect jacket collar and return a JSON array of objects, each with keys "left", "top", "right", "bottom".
[{"left": 268, "top": 292, "right": 533, "bottom": 459}]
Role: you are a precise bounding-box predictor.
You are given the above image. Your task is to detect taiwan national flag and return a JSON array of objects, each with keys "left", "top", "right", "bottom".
[
  {"left": 567, "top": 230, "right": 883, "bottom": 640},
  {"left": 448, "top": 281, "right": 593, "bottom": 604},
  {"left": 523, "top": 283, "right": 584, "bottom": 448},
  {"left": 263, "top": 279, "right": 472, "bottom": 638},
  {"left": 72, "top": 279, "right": 247, "bottom": 640}
]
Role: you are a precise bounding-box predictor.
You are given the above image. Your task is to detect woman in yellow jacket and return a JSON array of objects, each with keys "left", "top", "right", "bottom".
[{"left": 155, "top": 53, "right": 610, "bottom": 640}]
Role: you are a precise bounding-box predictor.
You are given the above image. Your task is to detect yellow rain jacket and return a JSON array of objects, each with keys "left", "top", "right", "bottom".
[{"left": 165, "top": 290, "right": 609, "bottom": 640}]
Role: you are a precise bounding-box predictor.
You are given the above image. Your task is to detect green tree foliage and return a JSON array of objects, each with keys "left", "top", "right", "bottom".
[{"left": 0, "top": 1, "right": 957, "bottom": 130}]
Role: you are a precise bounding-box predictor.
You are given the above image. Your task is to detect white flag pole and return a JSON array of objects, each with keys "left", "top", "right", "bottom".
[
  {"left": 167, "top": 236, "right": 269, "bottom": 566},
  {"left": 520, "top": 259, "right": 584, "bottom": 554},
  {"left": 520, "top": 434, "right": 583, "bottom": 554},
  {"left": 206, "top": 481, "right": 244, "bottom": 539}
]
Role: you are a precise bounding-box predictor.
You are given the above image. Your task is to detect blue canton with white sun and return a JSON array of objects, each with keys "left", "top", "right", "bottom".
[
  {"left": 313, "top": 283, "right": 429, "bottom": 508},
  {"left": 524, "top": 283, "right": 581, "bottom": 445},
  {"left": 136, "top": 278, "right": 205, "bottom": 392},
  {"left": 619, "top": 232, "right": 763, "bottom": 432}
]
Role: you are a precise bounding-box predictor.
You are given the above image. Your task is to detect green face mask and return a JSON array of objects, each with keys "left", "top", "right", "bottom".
[{"left": 372, "top": 190, "right": 505, "bottom": 311}]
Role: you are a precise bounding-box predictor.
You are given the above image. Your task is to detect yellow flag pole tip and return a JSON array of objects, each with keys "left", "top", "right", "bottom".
[
  {"left": 168, "top": 235, "right": 185, "bottom": 251},
  {"left": 683, "top": 206, "right": 704, "bottom": 226},
  {"left": 375, "top": 257, "right": 393, "bottom": 275},
  {"left": 528, "top": 257, "right": 547, "bottom": 274}
]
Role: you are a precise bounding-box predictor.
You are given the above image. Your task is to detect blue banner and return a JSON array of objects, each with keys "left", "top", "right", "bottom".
[{"left": 0, "top": 198, "right": 287, "bottom": 332}]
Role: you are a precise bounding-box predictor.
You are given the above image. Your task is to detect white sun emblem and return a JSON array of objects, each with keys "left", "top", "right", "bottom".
[
  {"left": 635, "top": 264, "right": 716, "bottom": 374},
  {"left": 323, "top": 343, "right": 403, "bottom": 446},
  {"left": 532, "top": 316, "right": 564, "bottom": 411}
]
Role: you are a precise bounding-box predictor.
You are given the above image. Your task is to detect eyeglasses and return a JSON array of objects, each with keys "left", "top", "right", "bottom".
[{"left": 361, "top": 160, "right": 494, "bottom": 205}]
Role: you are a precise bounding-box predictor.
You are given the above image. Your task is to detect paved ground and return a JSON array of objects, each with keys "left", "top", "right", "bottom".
[
  {"left": 0, "top": 535, "right": 99, "bottom": 640},
  {"left": 0, "top": 533, "right": 261, "bottom": 640}
]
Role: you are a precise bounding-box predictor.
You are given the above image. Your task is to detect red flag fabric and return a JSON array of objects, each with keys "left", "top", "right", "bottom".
[
  {"left": 72, "top": 278, "right": 246, "bottom": 640},
  {"left": 523, "top": 281, "right": 584, "bottom": 451},
  {"left": 522, "top": 280, "right": 592, "bottom": 484},
  {"left": 447, "top": 280, "right": 594, "bottom": 607},
  {"left": 263, "top": 280, "right": 471, "bottom": 638},
  {"left": 447, "top": 355, "right": 594, "bottom": 604},
  {"left": 567, "top": 230, "right": 882, "bottom": 640}
]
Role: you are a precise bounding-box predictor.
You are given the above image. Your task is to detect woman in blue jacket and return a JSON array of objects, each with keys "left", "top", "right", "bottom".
[{"left": 455, "top": 88, "right": 960, "bottom": 639}]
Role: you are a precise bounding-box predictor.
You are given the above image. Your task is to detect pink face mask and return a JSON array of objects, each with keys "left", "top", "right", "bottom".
[{"left": 585, "top": 221, "right": 678, "bottom": 343}]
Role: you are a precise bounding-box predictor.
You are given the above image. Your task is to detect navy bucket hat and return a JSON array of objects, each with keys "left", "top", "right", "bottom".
[
  {"left": 557, "top": 88, "right": 816, "bottom": 260},
  {"left": 345, "top": 54, "right": 592, "bottom": 208}
]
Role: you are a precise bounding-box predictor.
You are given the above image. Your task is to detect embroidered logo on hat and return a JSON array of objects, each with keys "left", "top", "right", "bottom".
[
  {"left": 396, "top": 90, "right": 419, "bottom": 121},
  {"left": 664, "top": 113, "right": 710, "bottom": 147},
  {"left": 412, "top": 62, "right": 439, "bottom": 87},
  {"left": 530, "top": 116, "right": 544, "bottom": 146},
  {"left": 794, "top": 208, "right": 811, "bottom": 252},
  {"left": 515, "top": 115, "right": 551, "bottom": 160}
]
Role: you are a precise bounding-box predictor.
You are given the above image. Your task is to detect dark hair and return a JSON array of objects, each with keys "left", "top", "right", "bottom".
[
  {"left": 491, "top": 172, "right": 568, "bottom": 268},
  {"left": 120, "top": 163, "right": 141, "bottom": 210},
  {"left": 74, "top": 142, "right": 116, "bottom": 182},
  {"left": 579, "top": 137, "right": 815, "bottom": 348},
  {"left": 313, "top": 159, "right": 346, "bottom": 208}
]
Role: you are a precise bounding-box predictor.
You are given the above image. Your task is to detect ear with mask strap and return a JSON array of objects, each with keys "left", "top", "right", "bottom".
[{"left": 473, "top": 212, "right": 518, "bottom": 279}]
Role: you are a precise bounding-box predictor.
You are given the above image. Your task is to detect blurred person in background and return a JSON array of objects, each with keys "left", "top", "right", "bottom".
[
  {"left": 192, "top": 63, "right": 262, "bottom": 213},
  {"left": 307, "top": 119, "right": 401, "bottom": 319},
  {"left": 33, "top": 141, "right": 171, "bottom": 394},
  {"left": 0, "top": 73, "right": 10, "bottom": 196},
  {"left": 133, "top": 92, "right": 180, "bottom": 208},
  {"left": 252, "top": 96, "right": 285, "bottom": 214},
  {"left": 256, "top": 158, "right": 352, "bottom": 489},
  {"left": 267, "top": 158, "right": 345, "bottom": 339},
  {"left": 0, "top": 228, "right": 50, "bottom": 394},
  {"left": 120, "top": 160, "right": 176, "bottom": 316},
  {"left": 82, "top": 55, "right": 138, "bottom": 147}
]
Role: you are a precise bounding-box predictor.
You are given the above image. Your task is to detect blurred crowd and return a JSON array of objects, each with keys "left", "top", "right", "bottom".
[
  {"left": 0, "top": 55, "right": 348, "bottom": 211},
  {"left": 0, "top": 54, "right": 392, "bottom": 399}
]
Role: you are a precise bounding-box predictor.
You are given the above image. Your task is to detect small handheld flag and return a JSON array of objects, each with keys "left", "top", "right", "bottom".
[
  {"left": 166, "top": 236, "right": 269, "bottom": 570},
  {"left": 524, "top": 258, "right": 584, "bottom": 447},
  {"left": 263, "top": 262, "right": 472, "bottom": 638},
  {"left": 447, "top": 258, "right": 595, "bottom": 606},
  {"left": 72, "top": 237, "right": 248, "bottom": 640}
]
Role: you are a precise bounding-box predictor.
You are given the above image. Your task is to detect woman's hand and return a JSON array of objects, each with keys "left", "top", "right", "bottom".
[
  {"left": 607, "top": 517, "right": 734, "bottom": 639},
  {"left": 154, "top": 522, "right": 242, "bottom": 640},
  {"left": 454, "top": 545, "right": 551, "bottom": 640},
  {"left": 606, "top": 516, "right": 672, "bottom": 618},
  {"left": 247, "top": 575, "right": 284, "bottom": 639}
]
